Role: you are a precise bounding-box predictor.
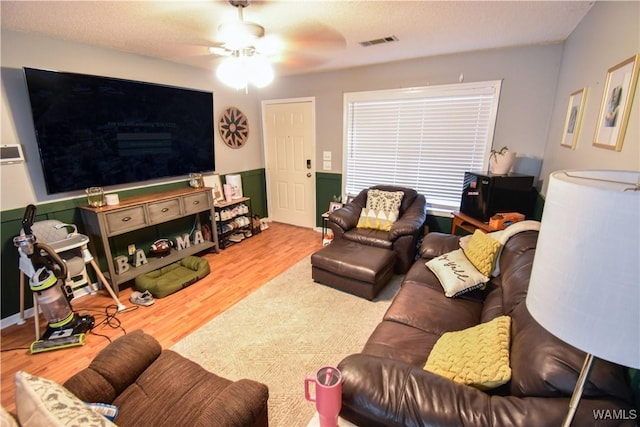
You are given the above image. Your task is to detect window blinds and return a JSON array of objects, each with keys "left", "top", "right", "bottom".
[{"left": 344, "top": 81, "right": 502, "bottom": 213}]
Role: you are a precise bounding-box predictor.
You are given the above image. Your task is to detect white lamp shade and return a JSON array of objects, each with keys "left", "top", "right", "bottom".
[{"left": 526, "top": 170, "right": 640, "bottom": 369}]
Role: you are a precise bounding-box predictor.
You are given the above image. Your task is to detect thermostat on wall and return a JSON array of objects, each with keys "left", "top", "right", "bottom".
[{"left": 0, "top": 144, "right": 25, "bottom": 164}]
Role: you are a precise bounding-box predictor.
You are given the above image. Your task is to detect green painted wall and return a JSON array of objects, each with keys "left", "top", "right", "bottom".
[
  {"left": 315, "top": 172, "right": 342, "bottom": 226},
  {"left": 1, "top": 180, "right": 189, "bottom": 318},
  {"left": 425, "top": 215, "right": 453, "bottom": 234},
  {"left": 1, "top": 169, "right": 544, "bottom": 320},
  {"left": 221, "top": 169, "right": 267, "bottom": 219},
  {"left": 0, "top": 171, "right": 266, "bottom": 320}
]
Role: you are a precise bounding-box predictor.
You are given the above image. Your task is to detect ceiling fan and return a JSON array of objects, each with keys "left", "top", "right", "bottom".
[
  {"left": 210, "top": 0, "right": 282, "bottom": 89},
  {"left": 205, "top": 0, "right": 347, "bottom": 89},
  {"left": 209, "top": 0, "right": 281, "bottom": 61}
]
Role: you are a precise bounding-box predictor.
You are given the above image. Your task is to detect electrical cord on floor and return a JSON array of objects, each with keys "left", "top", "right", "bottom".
[
  {"left": 0, "top": 345, "right": 31, "bottom": 352},
  {"left": 81, "top": 304, "right": 139, "bottom": 343}
]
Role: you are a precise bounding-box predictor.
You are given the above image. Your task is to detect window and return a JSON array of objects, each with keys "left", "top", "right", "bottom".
[{"left": 343, "top": 81, "right": 502, "bottom": 214}]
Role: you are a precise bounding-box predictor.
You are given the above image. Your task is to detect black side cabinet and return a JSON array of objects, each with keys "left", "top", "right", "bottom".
[{"left": 460, "top": 172, "right": 535, "bottom": 222}]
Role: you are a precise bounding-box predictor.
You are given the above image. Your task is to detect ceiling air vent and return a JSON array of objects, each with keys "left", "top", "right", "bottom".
[{"left": 359, "top": 35, "right": 399, "bottom": 47}]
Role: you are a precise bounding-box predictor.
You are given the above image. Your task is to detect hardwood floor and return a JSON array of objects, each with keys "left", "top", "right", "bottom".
[{"left": 0, "top": 222, "right": 323, "bottom": 413}]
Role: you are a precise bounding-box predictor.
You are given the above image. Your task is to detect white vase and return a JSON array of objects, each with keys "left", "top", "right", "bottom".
[{"left": 489, "top": 151, "right": 516, "bottom": 174}]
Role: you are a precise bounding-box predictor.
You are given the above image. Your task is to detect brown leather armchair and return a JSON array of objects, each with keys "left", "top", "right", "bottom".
[
  {"left": 327, "top": 185, "right": 427, "bottom": 274},
  {"left": 64, "top": 330, "right": 269, "bottom": 427}
]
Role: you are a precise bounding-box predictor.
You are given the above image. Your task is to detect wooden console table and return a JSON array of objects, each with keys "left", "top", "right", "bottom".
[
  {"left": 80, "top": 187, "right": 219, "bottom": 295},
  {"left": 451, "top": 211, "right": 498, "bottom": 235}
]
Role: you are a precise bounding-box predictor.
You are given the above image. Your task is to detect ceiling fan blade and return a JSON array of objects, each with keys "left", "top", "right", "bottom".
[
  {"left": 152, "top": 1, "right": 346, "bottom": 75},
  {"left": 253, "top": 34, "right": 284, "bottom": 57},
  {"left": 283, "top": 22, "right": 347, "bottom": 52},
  {"left": 209, "top": 46, "right": 233, "bottom": 56},
  {"left": 275, "top": 51, "right": 329, "bottom": 70}
]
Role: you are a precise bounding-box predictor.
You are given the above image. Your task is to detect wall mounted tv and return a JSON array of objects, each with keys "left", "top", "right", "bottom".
[{"left": 23, "top": 67, "right": 215, "bottom": 195}]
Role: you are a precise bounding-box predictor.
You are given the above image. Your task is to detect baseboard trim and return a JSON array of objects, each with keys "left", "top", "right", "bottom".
[
  {"left": 1, "top": 284, "right": 95, "bottom": 330},
  {"left": 1, "top": 307, "right": 36, "bottom": 330}
]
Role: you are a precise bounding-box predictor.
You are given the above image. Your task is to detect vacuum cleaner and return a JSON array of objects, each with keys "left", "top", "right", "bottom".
[{"left": 13, "top": 205, "right": 95, "bottom": 354}]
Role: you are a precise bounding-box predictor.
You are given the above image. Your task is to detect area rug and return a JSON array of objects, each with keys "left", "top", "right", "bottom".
[{"left": 171, "top": 256, "right": 402, "bottom": 427}]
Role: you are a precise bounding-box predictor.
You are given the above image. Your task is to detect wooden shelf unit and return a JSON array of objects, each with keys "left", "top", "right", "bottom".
[
  {"left": 450, "top": 211, "right": 499, "bottom": 235},
  {"left": 215, "top": 197, "right": 253, "bottom": 249},
  {"left": 80, "top": 187, "right": 219, "bottom": 295}
]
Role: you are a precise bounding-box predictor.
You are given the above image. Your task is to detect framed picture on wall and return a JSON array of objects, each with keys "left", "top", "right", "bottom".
[
  {"left": 561, "top": 88, "right": 587, "bottom": 149},
  {"left": 203, "top": 173, "right": 225, "bottom": 203},
  {"left": 593, "top": 54, "right": 640, "bottom": 151}
]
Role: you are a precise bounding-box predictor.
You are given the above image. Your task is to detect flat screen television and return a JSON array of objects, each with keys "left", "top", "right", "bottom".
[{"left": 23, "top": 67, "right": 215, "bottom": 195}]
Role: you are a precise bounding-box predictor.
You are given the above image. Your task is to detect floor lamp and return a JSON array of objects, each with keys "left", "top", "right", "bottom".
[{"left": 526, "top": 170, "right": 639, "bottom": 427}]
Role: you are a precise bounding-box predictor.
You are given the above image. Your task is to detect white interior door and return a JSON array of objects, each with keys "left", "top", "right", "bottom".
[{"left": 262, "top": 98, "right": 316, "bottom": 228}]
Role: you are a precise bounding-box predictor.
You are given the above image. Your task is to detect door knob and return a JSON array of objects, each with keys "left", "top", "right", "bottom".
[{"left": 307, "top": 173, "right": 311, "bottom": 178}]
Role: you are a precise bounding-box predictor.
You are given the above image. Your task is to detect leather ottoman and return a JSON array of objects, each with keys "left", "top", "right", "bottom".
[{"left": 311, "top": 240, "right": 395, "bottom": 300}]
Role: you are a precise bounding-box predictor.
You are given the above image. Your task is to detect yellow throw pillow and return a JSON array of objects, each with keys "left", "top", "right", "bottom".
[
  {"left": 357, "top": 189, "right": 404, "bottom": 231},
  {"left": 424, "top": 316, "right": 512, "bottom": 390},
  {"left": 462, "top": 229, "right": 502, "bottom": 276},
  {"left": 357, "top": 207, "right": 398, "bottom": 231}
]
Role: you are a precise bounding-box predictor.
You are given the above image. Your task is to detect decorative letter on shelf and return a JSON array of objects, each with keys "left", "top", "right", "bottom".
[
  {"left": 133, "top": 249, "right": 148, "bottom": 267},
  {"left": 114, "top": 256, "right": 130, "bottom": 274},
  {"left": 175, "top": 234, "right": 191, "bottom": 251}
]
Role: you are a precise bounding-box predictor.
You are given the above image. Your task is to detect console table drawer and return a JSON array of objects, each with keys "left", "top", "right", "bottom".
[
  {"left": 148, "top": 198, "right": 182, "bottom": 224},
  {"left": 105, "top": 206, "right": 147, "bottom": 235},
  {"left": 183, "top": 192, "right": 210, "bottom": 214}
]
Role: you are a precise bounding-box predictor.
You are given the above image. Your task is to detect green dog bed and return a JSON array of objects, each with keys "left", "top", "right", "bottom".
[{"left": 135, "top": 256, "right": 210, "bottom": 298}]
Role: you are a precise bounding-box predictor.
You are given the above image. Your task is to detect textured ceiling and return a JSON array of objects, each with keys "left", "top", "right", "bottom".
[{"left": 1, "top": 1, "right": 595, "bottom": 76}]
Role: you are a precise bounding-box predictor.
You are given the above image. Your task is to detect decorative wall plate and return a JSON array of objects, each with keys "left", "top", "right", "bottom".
[{"left": 219, "top": 107, "right": 249, "bottom": 149}]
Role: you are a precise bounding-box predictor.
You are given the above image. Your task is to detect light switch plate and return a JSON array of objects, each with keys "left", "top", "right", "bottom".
[
  {"left": 323, "top": 161, "right": 331, "bottom": 171},
  {"left": 323, "top": 151, "right": 331, "bottom": 161}
]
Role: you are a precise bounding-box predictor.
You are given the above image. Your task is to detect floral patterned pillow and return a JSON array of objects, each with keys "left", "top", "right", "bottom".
[
  {"left": 357, "top": 189, "right": 404, "bottom": 231},
  {"left": 14, "top": 371, "right": 116, "bottom": 427}
]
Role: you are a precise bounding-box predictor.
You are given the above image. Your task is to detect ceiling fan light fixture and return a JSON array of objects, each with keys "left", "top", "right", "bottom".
[
  {"left": 216, "top": 55, "right": 247, "bottom": 90},
  {"left": 248, "top": 55, "right": 274, "bottom": 88},
  {"left": 218, "top": 21, "right": 265, "bottom": 50},
  {"left": 214, "top": 0, "right": 274, "bottom": 90},
  {"left": 254, "top": 34, "right": 284, "bottom": 57},
  {"left": 216, "top": 53, "right": 274, "bottom": 90}
]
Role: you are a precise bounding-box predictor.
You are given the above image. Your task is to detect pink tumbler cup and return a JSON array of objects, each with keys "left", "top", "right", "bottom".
[
  {"left": 304, "top": 366, "right": 343, "bottom": 427},
  {"left": 223, "top": 184, "right": 234, "bottom": 202}
]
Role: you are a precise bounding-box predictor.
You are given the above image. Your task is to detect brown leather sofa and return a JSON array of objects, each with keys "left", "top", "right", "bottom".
[
  {"left": 64, "top": 330, "right": 269, "bottom": 427},
  {"left": 338, "top": 230, "right": 636, "bottom": 426},
  {"left": 327, "top": 185, "right": 427, "bottom": 274}
]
